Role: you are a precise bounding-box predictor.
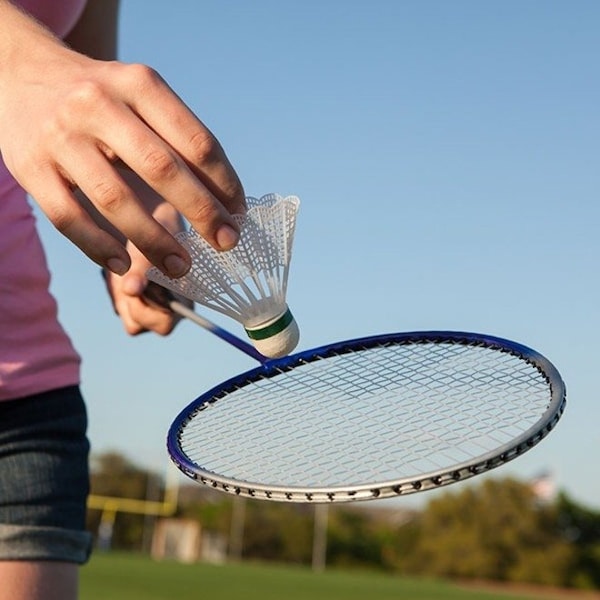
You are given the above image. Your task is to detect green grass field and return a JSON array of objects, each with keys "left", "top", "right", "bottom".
[{"left": 79, "top": 553, "right": 580, "bottom": 600}]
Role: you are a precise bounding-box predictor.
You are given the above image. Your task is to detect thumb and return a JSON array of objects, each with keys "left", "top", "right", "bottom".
[{"left": 120, "top": 271, "right": 147, "bottom": 297}]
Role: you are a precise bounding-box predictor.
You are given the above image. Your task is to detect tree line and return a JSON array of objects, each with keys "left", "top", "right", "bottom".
[{"left": 87, "top": 452, "right": 600, "bottom": 590}]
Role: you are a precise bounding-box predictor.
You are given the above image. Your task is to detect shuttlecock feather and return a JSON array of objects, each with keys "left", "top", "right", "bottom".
[{"left": 147, "top": 193, "right": 300, "bottom": 358}]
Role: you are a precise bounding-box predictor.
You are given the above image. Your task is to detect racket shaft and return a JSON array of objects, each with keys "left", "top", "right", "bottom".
[{"left": 143, "top": 282, "right": 267, "bottom": 363}]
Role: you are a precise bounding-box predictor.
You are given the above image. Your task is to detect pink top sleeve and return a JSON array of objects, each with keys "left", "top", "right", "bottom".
[
  {"left": 0, "top": 0, "right": 88, "bottom": 401},
  {"left": 14, "top": 0, "right": 87, "bottom": 38}
]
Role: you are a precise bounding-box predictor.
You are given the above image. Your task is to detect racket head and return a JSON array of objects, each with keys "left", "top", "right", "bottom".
[{"left": 167, "top": 331, "right": 566, "bottom": 503}]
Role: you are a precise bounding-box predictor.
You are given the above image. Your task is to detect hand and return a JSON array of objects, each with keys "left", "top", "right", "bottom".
[
  {"left": 0, "top": 5, "right": 245, "bottom": 278},
  {"left": 102, "top": 243, "right": 192, "bottom": 337},
  {"left": 96, "top": 173, "right": 194, "bottom": 335}
]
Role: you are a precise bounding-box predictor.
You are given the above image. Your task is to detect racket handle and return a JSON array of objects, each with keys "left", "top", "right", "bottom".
[{"left": 143, "top": 282, "right": 268, "bottom": 363}]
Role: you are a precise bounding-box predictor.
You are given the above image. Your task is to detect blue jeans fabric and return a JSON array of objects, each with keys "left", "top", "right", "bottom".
[{"left": 0, "top": 386, "right": 92, "bottom": 563}]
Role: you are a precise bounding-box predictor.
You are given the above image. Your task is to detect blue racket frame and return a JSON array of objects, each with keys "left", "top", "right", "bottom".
[{"left": 165, "top": 321, "right": 566, "bottom": 503}]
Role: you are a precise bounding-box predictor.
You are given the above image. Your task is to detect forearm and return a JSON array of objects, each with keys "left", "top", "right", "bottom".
[
  {"left": 0, "top": 1, "right": 70, "bottom": 99},
  {"left": 0, "top": 1, "right": 61, "bottom": 50},
  {"left": 0, "top": 0, "right": 119, "bottom": 61},
  {"left": 0, "top": 0, "right": 120, "bottom": 125}
]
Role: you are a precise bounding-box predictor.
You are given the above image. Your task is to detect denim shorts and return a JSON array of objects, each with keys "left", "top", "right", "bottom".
[{"left": 0, "top": 386, "right": 92, "bottom": 563}]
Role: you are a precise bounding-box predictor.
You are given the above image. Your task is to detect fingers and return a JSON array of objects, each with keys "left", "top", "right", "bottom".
[
  {"left": 103, "top": 240, "right": 189, "bottom": 337},
  {"left": 66, "top": 144, "right": 191, "bottom": 277},
  {"left": 71, "top": 64, "right": 246, "bottom": 262},
  {"left": 30, "top": 172, "right": 132, "bottom": 274},
  {"left": 105, "top": 269, "right": 181, "bottom": 336},
  {"left": 102, "top": 106, "right": 242, "bottom": 253},
  {"left": 117, "top": 64, "right": 246, "bottom": 216},
  {"left": 6, "top": 56, "right": 247, "bottom": 276}
]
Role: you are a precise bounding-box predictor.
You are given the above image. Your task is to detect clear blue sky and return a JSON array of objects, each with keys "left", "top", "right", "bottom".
[{"left": 35, "top": 0, "right": 599, "bottom": 508}]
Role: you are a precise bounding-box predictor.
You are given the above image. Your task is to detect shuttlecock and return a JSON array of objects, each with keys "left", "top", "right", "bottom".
[{"left": 147, "top": 193, "right": 300, "bottom": 358}]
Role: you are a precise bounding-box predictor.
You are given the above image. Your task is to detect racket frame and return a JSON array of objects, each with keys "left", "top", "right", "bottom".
[{"left": 166, "top": 330, "right": 566, "bottom": 503}]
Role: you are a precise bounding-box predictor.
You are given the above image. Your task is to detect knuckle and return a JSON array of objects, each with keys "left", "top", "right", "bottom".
[
  {"left": 122, "top": 63, "right": 162, "bottom": 91},
  {"left": 142, "top": 149, "right": 179, "bottom": 182},
  {"left": 188, "top": 130, "right": 218, "bottom": 164},
  {"left": 225, "top": 179, "right": 246, "bottom": 208},
  {"left": 66, "top": 80, "right": 107, "bottom": 110},
  {"left": 91, "top": 179, "right": 125, "bottom": 211},
  {"left": 155, "top": 321, "right": 175, "bottom": 337},
  {"left": 38, "top": 115, "right": 61, "bottom": 141},
  {"left": 45, "top": 203, "right": 77, "bottom": 233},
  {"left": 125, "top": 323, "right": 144, "bottom": 336},
  {"left": 41, "top": 81, "right": 107, "bottom": 143},
  {"left": 1, "top": 150, "right": 32, "bottom": 181},
  {"left": 187, "top": 198, "right": 221, "bottom": 228}
]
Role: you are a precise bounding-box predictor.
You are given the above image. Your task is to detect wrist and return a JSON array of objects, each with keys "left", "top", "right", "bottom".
[
  {"left": 0, "top": 2, "right": 79, "bottom": 97},
  {"left": 0, "top": 1, "right": 59, "bottom": 62}
]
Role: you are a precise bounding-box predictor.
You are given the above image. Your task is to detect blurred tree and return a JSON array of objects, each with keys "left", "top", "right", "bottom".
[
  {"left": 241, "top": 502, "right": 313, "bottom": 563},
  {"left": 402, "top": 477, "right": 576, "bottom": 586},
  {"left": 327, "top": 508, "right": 383, "bottom": 569},
  {"left": 555, "top": 492, "right": 600, "bottom": 589},
  {"left": 90, "top": 452, "right": 157, "bottom": 497}
]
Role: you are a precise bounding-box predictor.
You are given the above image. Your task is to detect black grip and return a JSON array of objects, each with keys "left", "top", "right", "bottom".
[{"left": 143, "top": 281, "right": 176, "bottom": 310}]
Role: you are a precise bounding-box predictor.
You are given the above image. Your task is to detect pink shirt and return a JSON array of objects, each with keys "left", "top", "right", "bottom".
[{"left": 0, "top": 0, "right": 88, "bottom": 401}]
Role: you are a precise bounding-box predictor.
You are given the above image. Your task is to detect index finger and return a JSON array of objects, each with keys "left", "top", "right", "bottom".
[{"left": 119, "top": 64, "right": 246, "bottom": 216}]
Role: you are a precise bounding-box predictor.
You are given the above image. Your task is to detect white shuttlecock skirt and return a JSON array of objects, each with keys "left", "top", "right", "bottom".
[{"left": 147, "top": 193, "right": 300, "bottom": 358}]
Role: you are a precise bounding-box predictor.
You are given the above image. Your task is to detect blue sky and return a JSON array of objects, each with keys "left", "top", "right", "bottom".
[{"left": 35, "top": 0, "right": 599, "bottom": 508}]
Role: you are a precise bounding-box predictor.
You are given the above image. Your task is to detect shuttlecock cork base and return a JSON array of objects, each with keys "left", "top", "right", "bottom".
[
  {"left": 147, "top": 194, "right": 300, "bottom": 359},
  {"left": 244, "top": 305, "right": 299, "bottom": 359}
]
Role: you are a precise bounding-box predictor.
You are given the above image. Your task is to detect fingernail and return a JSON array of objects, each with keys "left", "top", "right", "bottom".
[
  {"left": 163, "top": 254, "right": 190, "bottom": 278},
  {"left": 107, "top": 257, "right": 129, "bottom": 276},
  {"left": 216, "top": 224, "right": 240, "bottom": 250}
]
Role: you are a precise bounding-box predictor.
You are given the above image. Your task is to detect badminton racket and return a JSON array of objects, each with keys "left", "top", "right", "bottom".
[{"left": 145, "top": 283, "right": 566, "bottom": 504}]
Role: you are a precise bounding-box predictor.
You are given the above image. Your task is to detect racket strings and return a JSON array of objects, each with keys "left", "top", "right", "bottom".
[{"left": 178, "top": 341, "right": 552, "bottom": 489}]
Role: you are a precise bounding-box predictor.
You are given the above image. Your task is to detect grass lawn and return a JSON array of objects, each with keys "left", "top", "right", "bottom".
[{"left": 80, "top": 552, "right": 587, "bottom": 600}]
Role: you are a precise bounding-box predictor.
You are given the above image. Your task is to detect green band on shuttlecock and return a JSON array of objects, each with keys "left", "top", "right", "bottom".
[{"left": 245, "top": 308, "right": 294, "bottom": 341}]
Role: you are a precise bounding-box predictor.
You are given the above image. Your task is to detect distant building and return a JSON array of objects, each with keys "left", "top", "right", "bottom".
[{"left": 151, "top": 518, "right": 227, "bottom": 564}]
